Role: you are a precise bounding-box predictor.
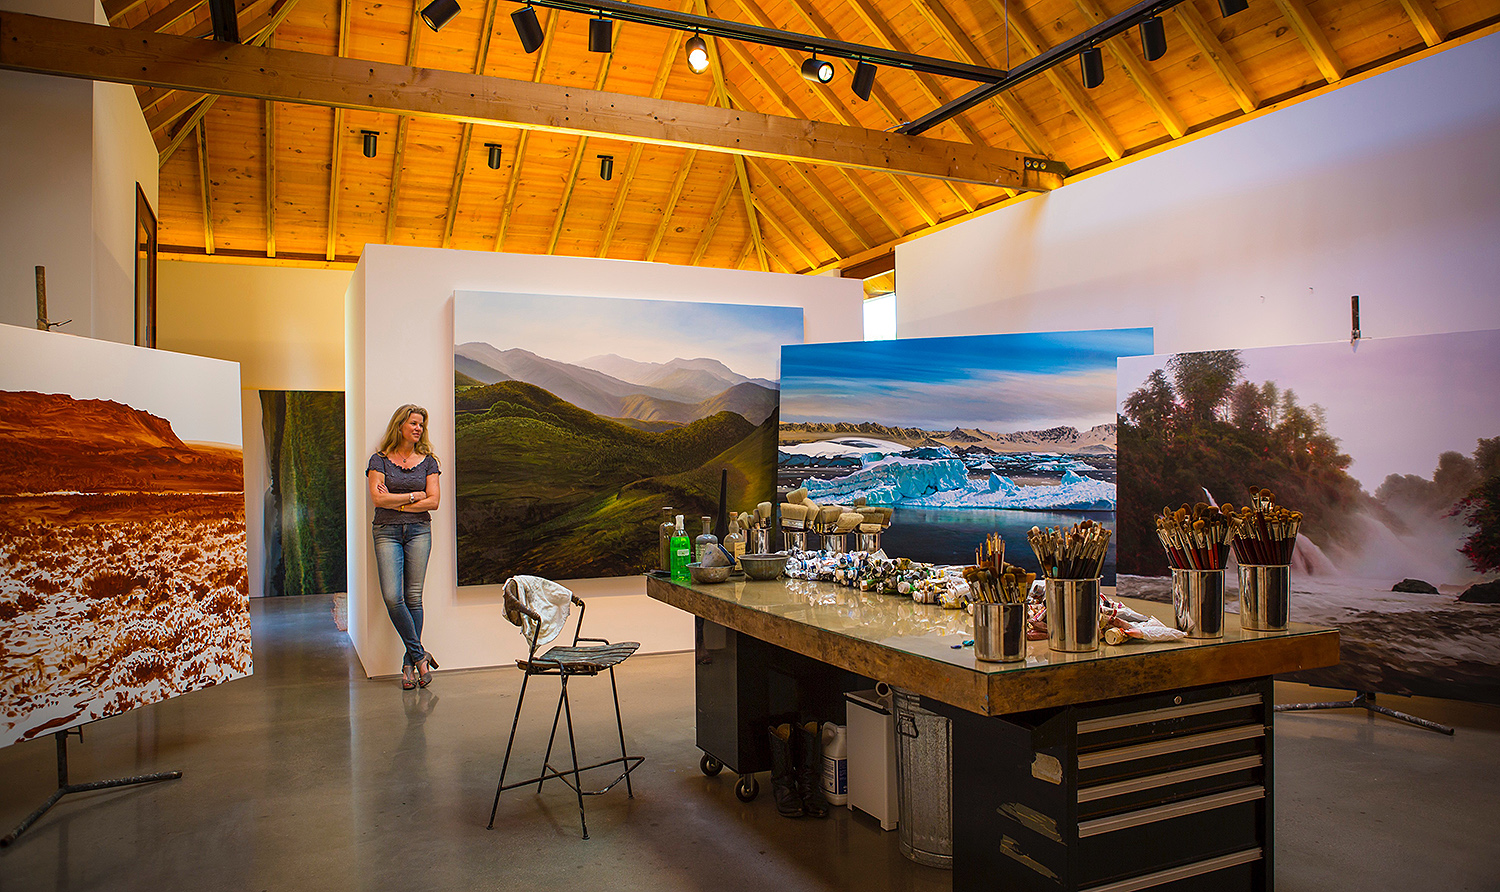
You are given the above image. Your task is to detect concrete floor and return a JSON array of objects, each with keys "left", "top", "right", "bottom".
[{"left": 2, "top": 595, "right": 1497, "bottom": 891}]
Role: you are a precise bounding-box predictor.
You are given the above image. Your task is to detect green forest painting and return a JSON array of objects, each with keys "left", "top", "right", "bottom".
[
  {"left": 454, "top": 293, "right": 802, "bottom": 584},
  {"left": 260, "top": 391, "right": 346, "bottom": 597},
  {"left": 1117, "top": 331, "right": 1500, "bottom": 702}
]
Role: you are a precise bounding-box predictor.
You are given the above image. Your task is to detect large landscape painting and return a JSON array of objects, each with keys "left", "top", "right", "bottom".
[
  {"left": 779, "top": 329, "right": 1153, "bottom": 581},
  {"left": 0, "top": 325, "right": 251, "bottom": 747},
  {"left": 259, "top": 390, "right": 345, "bottom": 598},
  {"left": 454, "top": 292, "right": 803, "bottom": 584},
  {"left": 1117, "top": 330, "right": 1500, "bottom": 702}
]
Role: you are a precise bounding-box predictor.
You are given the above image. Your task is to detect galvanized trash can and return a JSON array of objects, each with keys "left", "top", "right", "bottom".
[{"left": 892, "top": 688, "right": 952, "bottom": 868}]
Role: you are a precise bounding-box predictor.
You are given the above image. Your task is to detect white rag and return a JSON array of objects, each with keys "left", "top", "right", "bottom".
[{"left": 502, "top": 575, "right": 574, "bottom": 648}]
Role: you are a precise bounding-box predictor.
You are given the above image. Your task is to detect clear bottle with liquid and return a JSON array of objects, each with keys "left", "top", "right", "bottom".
[
  {"left": 694, "top": 515, "right": 718, "bottom": 565},
  {"left": 658, "top": 507, "right": 676, "bottom": 573},
  {"left": 723, "top": 518, "right": 746, "bottom": 570},
  {"left": 669, "top": 515, "right": 691, "bottom": 580}
]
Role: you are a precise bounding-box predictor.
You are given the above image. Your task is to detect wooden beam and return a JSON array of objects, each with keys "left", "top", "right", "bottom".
[
  {"left": 645, "top": 149, "right": 697, "bottom": 262},
  {"left": 495, "top": 10, "right": 560, "bottom": 251},
  {"left": 691, "top": 173, "right": 737, "bottom": 266},
  {"left": 104, "top": 0, "right": 150, "bottom": 23},
  {"left": 1072, "top": 0, "right": 1187, "bottom": 139},
  {"left": 324, "top": 0, "right": 351, "bottom": 262},
  {"left": 1272, "top": 0, "right": 1346, "bottom": 83},
  {"left": 905, "top": 0, "right": 1054, "bottom": 158},
  {"left": 438, "top": 1, "right": 499, "bottom": 249},
  {"left": 0, "top": 10, "right": 1058, "bottom": 187},
  {"left": 139, "top": 0, "right": 281, "bottom": 139},
  {"left": 746, "top": 157, "right": 843, "bottom": 258},
  {"left": 134, "top": 0, "right": 205, "bottom": 35},
  {"left": 196, "top": 121, "right": 214, "bottom": 254},
  {"left": 1398, "top": 0, "right": 1448, "bottom": 47},
  {"left": 732, "top": 155, "right": 767, "bottom": 271},
  {"left": 264, "top": 98, "right": 275, "bottom": 257},
  {"left": 750, "top": 193, "right": 818, "bottom": 270},
  {"left": 976, "top": 0, "right": 1124, "bottom": 162},
  {"left": 1174, "top": 0, "right": 1258, "bottom": 113},
  {"left": 386, "top": 0, "right": 424, "bottom": 246},
  {"left": 547, "top": 136, "right": 591, "bottom": 255},
  {"left": 148, "top": 90, "right": 208, "bottom": 138}
]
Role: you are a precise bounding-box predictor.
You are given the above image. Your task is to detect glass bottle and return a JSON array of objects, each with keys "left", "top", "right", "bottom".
[
  {"left": 723, "top": 518, "right": 746, "bottom": 570},
  {"left": 695, "top": 515, "right": 718, "bottom": 564},
  {"left": 670, "top": 515, "right": 690, "bottom": 580},
  {"left": 658, "top": 507, "right": 676, "bottom": 573}
]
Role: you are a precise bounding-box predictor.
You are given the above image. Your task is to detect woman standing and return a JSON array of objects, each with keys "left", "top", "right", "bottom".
[{"left": 367, "top": 404, "right": 441, "bottom": 690}]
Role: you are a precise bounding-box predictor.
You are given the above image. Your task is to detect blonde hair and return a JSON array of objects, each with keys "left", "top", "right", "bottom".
[{"left": 378, "top": 404, "right": 438, "bottom": 463}]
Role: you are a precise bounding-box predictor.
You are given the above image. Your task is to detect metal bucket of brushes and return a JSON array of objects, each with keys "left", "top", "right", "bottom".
[
  {"left": 1237, "top": 564, "right": 1290, "bottom": 631},
  {"left": 1172, "top": 569, "right": 1226, "bottom": 639},
  {"left": 974, "top": 602, "right": 1026, "bottom": 662},
  {"left": 1046, "top": 579, "right": 1100, "bottom": 652}
]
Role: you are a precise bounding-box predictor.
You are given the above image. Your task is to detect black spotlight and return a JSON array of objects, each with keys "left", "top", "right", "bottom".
[
  {"left": 512, "top": 5, "right": 545, "bottom": 53},
  {"left": 1139, "top": 16, "right": 1167, "bottom": 62},
  {"left": 800, "top": 56, "right": 834, "bottom": 85},
  {"left": 598, "top": 154, "right": 614, "bottom": 180},
  {"left": 685, "top": 34, "right": 709, "bottom": 74},
  {"left": 852, "top": 61, "right": 876, "bottom": 101},
  {"left": 420, "top": 0, "right": 460, "bottom": 32},
  {"left": 1079, "top": 46, "right": 1104, "bottom": 89},
  {"left": 486, "top": 143, "right": 503, "bottom": 170},
  {"left": 588, "top": 16, "right": 612, "bottom": 53},
  {"left": 1217, "top": 0, "right": 1249, "bottom": 16},
  {"left": 361, "top": 130, "right": 379, "bottom": 158}
]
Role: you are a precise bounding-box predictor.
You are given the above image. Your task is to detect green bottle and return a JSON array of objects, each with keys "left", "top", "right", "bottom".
[{"left": 670, "top": 515, "right": 691, "bottom": 580}]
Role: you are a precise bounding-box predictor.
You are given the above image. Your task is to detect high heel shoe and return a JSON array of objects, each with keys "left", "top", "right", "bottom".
[
  {"left": 401, "top": 663, "right": 417, "bottom": 691},
  {"left": 417, "top": 652, "right": 438, "bottom": 687}
]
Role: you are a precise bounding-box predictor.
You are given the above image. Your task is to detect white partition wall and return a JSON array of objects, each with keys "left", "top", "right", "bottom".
[
  {"left": 347, "top": 246, "right": 863, "bottom": 677},
  {"left": 895, "top": 32, "right": 1500, "bottom": 352}
]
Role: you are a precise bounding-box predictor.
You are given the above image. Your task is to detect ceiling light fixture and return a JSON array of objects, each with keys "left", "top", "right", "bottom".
[
  {"left": 512, "top": 5, "right": 545, "bottom": 53},
  {"left": 800, "top": 55, "right": 834, "bottom": 85},
  {"left": 598, "top": 154, "right": 614, "bottom": 180},
  {"left": 1079, "top": 46, "right": 1104, "bottom": 89},
  {"left": 852, "top": 61, "right": 876, "bottom": 101},
  {"left": 486, "top": 143, "right": 503, "bottom": 169},
  {"left": 588, "top": 16, "right": 612, "bottom": 53},
  {"left": 685, "top": 34, "right": 709, "bottom": 73},
  {"left": 361, "top": 130, "right": 379, "bottom": 158},
  {"left": 1139, "top": 16, "right": 1167, "bottom": 61},
  {"left": 420, "top": 0, "right": 461, "bottom": 32}
]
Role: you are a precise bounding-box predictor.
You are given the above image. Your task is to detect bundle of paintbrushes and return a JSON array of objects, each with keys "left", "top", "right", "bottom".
[
  {"left": 1228, "top": 488, "right": 1302, "bottom": 565},
  {"left": 963, "top": 534, "right": 1032, "bottom": 604},
  {"left": 1154, "top": 503, "right": 1232, "bottom": 571},
  {"left": 1026, "top": 520, "right": 1111, "bottom": 580}
]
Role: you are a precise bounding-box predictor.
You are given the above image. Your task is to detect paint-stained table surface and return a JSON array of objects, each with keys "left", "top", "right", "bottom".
[{"left": 646, "top": 575, "right": 1339, "bottom": 716}]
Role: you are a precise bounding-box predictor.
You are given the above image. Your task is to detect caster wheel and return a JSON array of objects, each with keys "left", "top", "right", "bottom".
[
  {"left": 734, "top": 775, "right": 759, "bottom": 802},
  {"left": 700, "top": 754, "right": 723, "bottom": 777}
]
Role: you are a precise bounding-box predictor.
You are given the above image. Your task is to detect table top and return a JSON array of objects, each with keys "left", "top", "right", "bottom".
[{"left": 646, "top": 574, "right": 1339, "bottom": 716}]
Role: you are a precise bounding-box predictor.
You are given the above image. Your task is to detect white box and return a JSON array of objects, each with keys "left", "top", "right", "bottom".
[{"left": 845, "top": 690, "right": 898, "bottom": 830}]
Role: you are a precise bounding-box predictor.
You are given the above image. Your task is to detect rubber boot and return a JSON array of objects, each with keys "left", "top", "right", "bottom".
[
  {"left": 797, "top": 720, "right": 830, "bottom": 819},
  {"left": 768, "top": 723, "right": 804, "bottom": 818}
]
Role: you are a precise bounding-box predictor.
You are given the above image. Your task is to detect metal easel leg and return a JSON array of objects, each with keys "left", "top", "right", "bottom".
[{"left": 1275, "top": 691, "right": 1455, "bottom": 735}]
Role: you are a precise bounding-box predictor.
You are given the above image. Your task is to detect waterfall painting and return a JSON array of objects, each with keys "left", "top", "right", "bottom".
[{"left": 1117, "top": 330, "right": 1500, "bottom": 702}]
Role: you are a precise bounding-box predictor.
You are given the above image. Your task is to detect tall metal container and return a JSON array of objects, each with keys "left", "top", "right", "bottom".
[
  {"left": 1045, "top": 578, "right": 1100, "bottom": 653},
  {"left": 893, "top": 688, "right": 952, "bottom": 868},
  {"left": 1173, "top": 568, "right": 1226, "bottom": 638},
  {"left": 1238, "top": 564, "right": 1291, "bottom": 631}
]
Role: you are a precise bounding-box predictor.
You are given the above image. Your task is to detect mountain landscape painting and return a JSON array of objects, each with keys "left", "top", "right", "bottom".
[
  {"left": 779, "top": 329, "right": 1153, "bottom": 580},
  {"left": 259, "top": 390, "right": 345, "bottom": 598},
  {"left": 454, "top": 292, "right": 803, "bottom": 584},
  {"left": 0, "top": 325, "right": 250, "bottom": 748},
  {"left": 1117, "top": 331, "right": 1500, "bottom": 702}
]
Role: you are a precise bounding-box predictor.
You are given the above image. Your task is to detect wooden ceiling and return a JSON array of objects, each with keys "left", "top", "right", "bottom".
[{"left": 92, "top": 0, "right": 1500, "bottom": 278}]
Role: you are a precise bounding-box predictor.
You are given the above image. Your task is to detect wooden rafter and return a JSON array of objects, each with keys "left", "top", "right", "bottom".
[
  {"left": 750, "top": 193, "right": 819, "bottom": 269},
  {"left": 196, "top": 121, "right": 214, "bottom": 254},
  {"left": 691, "top": 174, "right": 737, "bottom": 266},
  {"left": 1398, "top": 0, "right": 1449, "bottom": 47},
  {"left": 264, "top": 98, "right": 276, "bottom": 257},
  {"left": 546, "top": 24, "right": 616, "bottom": 256},
  {"left": 148, "top": 90, "right": 207, "bottom": 138},
  {"left": 385, "top": 0, "right": 423, "bottom": 246},
  {"left": 104, "top": 0, "right": 150, "bottom": 23},
  {"left": 153, "top": 0, "right": 300, "bottom": 166},
  {"left": 745, "top": 157, "right": 843, "bottom": 258},
  {"left": 1272, "top": 0, "right": 1346, "bottom": 83},
  {"left": 1174, "top": 1, "right": 1258, "bottom": 113},
  {"left": 645, "top": 150, "right": 697, "bottom": 262},
  {"left": 325, "top": 0, "right": 350, "bottom": 262},
  {"left": 133, "top": 0, "right": 205, "bottom": 35},
  {"left": 1071, "top": 0, "right": 1187, "bottom": 139},
  {"left": 695, "top": 5, "right": 769, "bottom": 271},
  {"left": 495, "top": 9, "right": 559, "bottom": 251},
  {"left": 732, "top": 154, "right": 767, "bottom": 271},
  {"left": 981, "top": 0, "right": 1125, "bottom": 162},
  {"left": 905, "top": 0, "right": 1054, "bottom": 158},
  {"left": 440, "top": 0, "right": 498, "bottom": 249},
  {"left": 0, "top": 11, "right": 1054, "bottom": 189}
]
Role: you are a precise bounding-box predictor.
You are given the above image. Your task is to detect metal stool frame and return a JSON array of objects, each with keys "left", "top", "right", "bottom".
[{"left": 487, "top": 592, "right": 644, "bottom": 839}]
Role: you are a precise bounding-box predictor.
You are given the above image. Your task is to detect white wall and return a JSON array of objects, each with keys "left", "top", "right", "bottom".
[
  {"left": 347, "top": 245, "right": 864, "bottom": 677},
  {"left": 92, "top": 79, "right": 160, "bottom": 344},
  {"left": 896, "top": 33, "right": 1500, "bottom": 353},
  {"left": 157, "top": 259, "right": 351, "bottom": 602}
]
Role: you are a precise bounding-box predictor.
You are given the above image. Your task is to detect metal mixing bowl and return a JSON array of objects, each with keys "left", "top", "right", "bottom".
[
  {"left": 738, "top": 553, "right": 788, "bottom": 580},
  {"left": 687, "top": 562, "right": 732, "bottom": 584}
]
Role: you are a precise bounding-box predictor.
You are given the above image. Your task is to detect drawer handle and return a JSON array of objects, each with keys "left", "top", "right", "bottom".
[
  {"left": 1078, "top": 786, "right": 1264, "bottom": 837},
  {"left": 1078, "top": 724, "right": 1264, "bottom": 770},
  {"left": 1081, "top": 847, "right": 1263, "bottom": 892},
  {"left": 1077, "top": 693, "right": 1264, "bottom": 734},
  {"left": 1078, "top": 755, "right": 1263, "bottom": 803}
]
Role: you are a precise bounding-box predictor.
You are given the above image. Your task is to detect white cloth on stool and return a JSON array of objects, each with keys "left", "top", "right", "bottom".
[{"left": 503, "top": 575, "right": 573, "bottom": 648}]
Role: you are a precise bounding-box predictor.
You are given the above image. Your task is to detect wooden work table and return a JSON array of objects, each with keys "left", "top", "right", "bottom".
[{"left": 647, "top": 573, "right": 1340, "bottom": 892}]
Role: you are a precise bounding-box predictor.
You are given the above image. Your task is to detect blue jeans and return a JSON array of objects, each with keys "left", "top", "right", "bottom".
[{"left": 372, "top": 521, "right": 432, "bottom": 668}]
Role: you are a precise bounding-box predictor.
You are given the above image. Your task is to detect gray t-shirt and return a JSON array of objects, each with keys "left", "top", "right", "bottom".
[{"left": 367, "top": 452, "right": 440, "bottom": 525}]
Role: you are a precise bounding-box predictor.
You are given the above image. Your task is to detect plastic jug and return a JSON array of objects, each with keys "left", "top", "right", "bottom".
[{"left": 821, "top": 722, "right": 848, "bottom": 806}]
